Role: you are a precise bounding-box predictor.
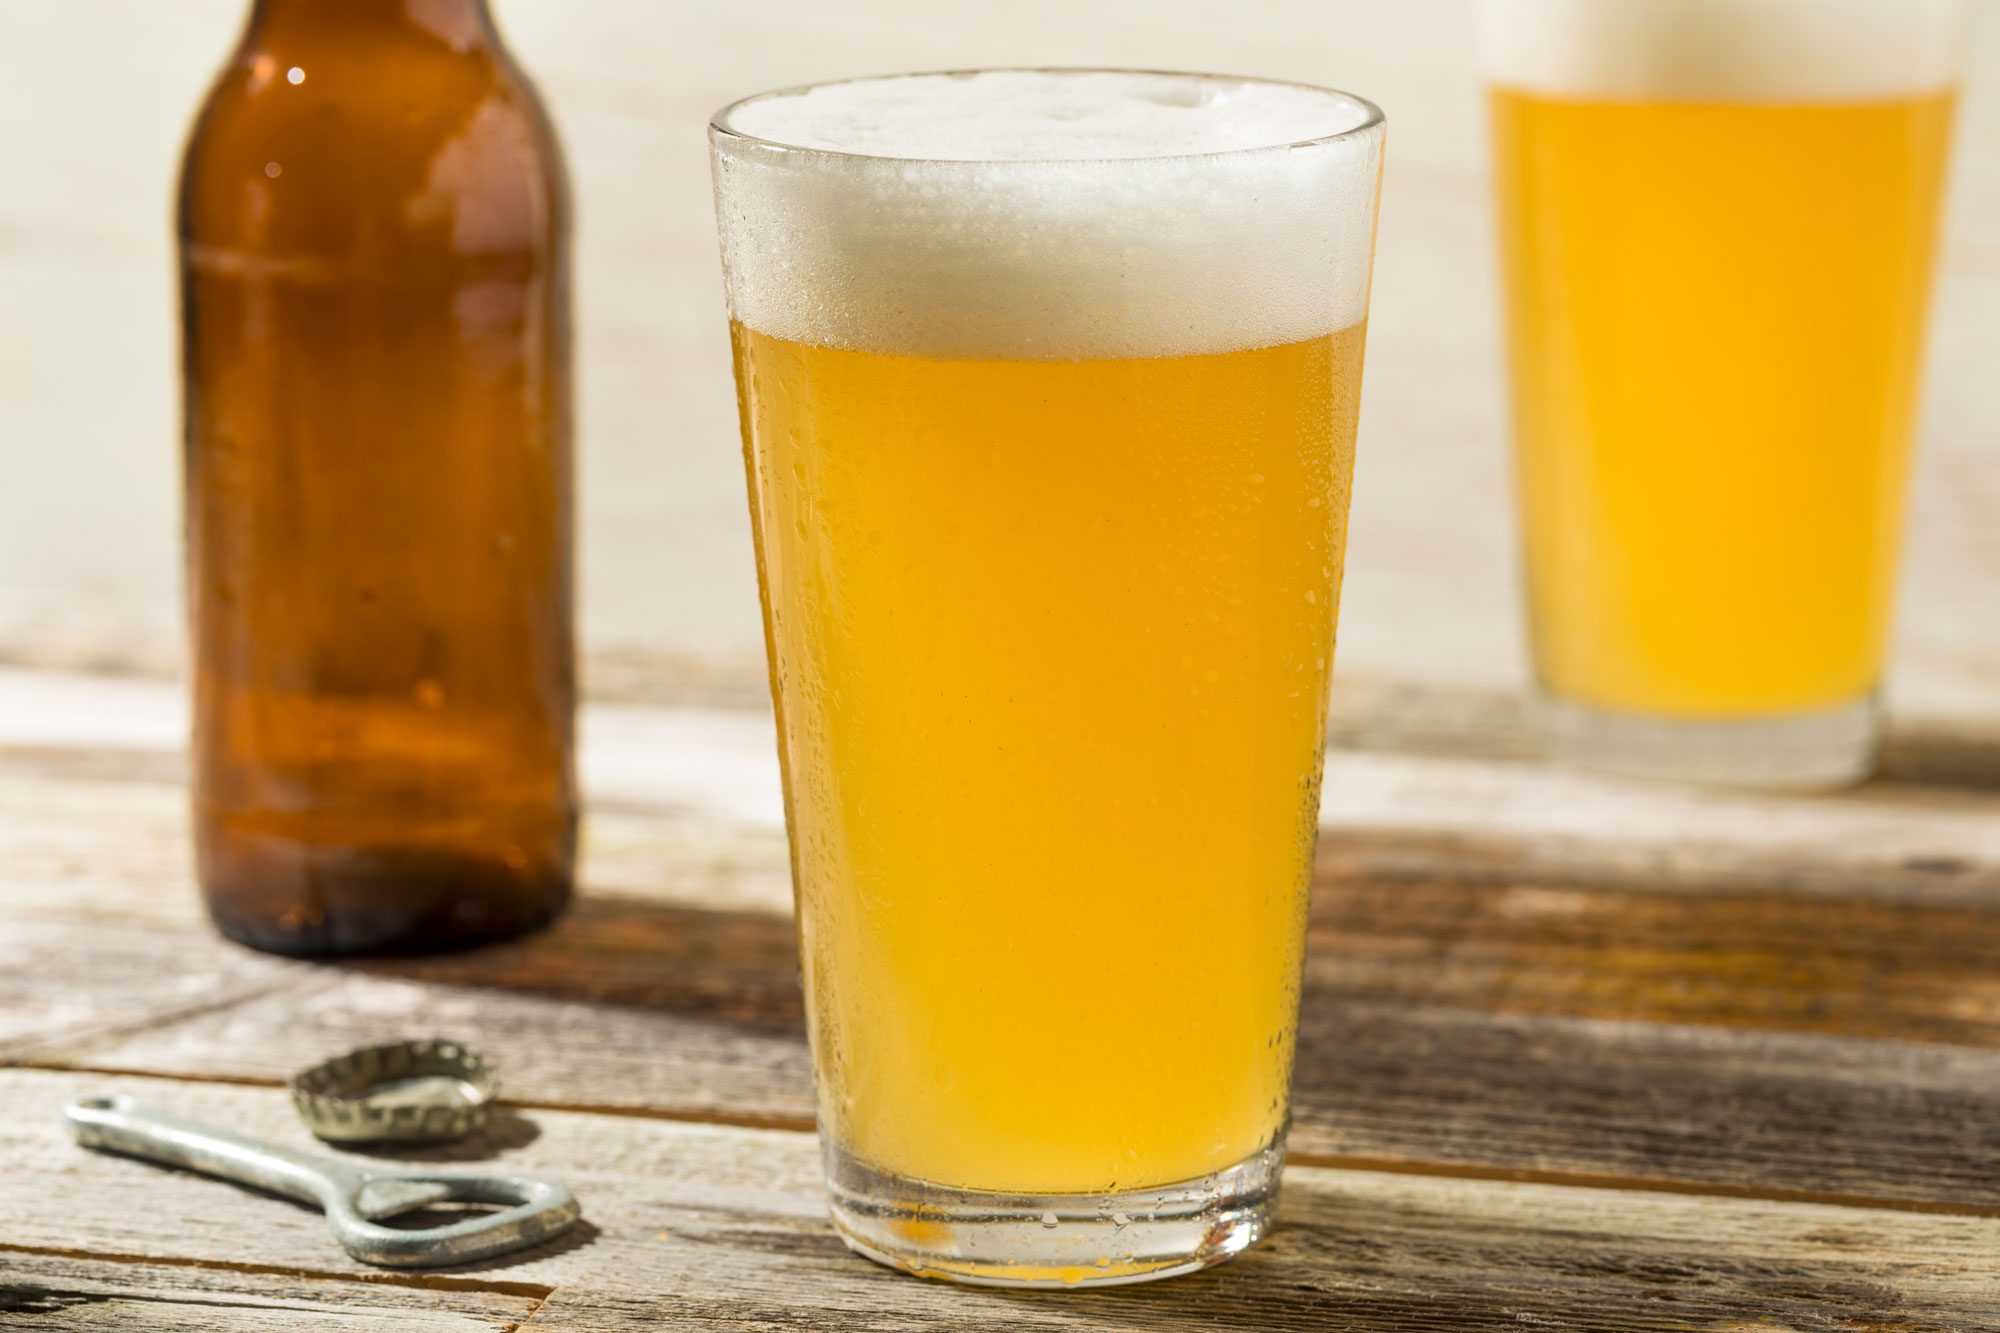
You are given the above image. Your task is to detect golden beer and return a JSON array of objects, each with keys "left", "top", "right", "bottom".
[
  {"left": 711, "top": 70, "right": 1384, "bottom": 1284},
  {"left": 1485, "top": 0, "right": 1965, "bottom": 783},
  {"left": 733, "top": 323, "right": 1365, "bottom": 1193}
]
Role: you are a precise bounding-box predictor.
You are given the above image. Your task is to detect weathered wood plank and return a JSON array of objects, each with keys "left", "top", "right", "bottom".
[
  {"left": 1324, "top": 678, "right": 2000, "bottom": 792},
  {"left": 1288, "top": 1002, "right": 2000, "bottom": 1208},
  {"left": 0, "top": 773, "right": 198, "bottom": 927},
  {"left": 0, "top": 771, "right": 794, "bottom": 930},
  {"left": 58, "top": 986, "right": 2000, "bottom": 1212},
  {"left": 52, "top": 852, "right": 2000, "bottom": 1059},
  {"left": 1317, "top": 751, "right": 2000, "bottom": 906},
  {"left": 0, "top": 1252, "right": 541, "bottom": 1330},
  {"left": 4, "top": 1069, "right": 1996, "bottom": 1332},
  {"left": 18, "top": 958, "right": 816, "bottom": 1130},
  {"left": 0, "top": 766, "right": 316, "bottom": 1061},
  {"left": 10, "top": 660, "right": 1999, "bottom": 785},
  {"left": 1308, "top": 869, "right": 2000, "bottom": 1044},
  {"left": 13, "top": 752, "right": 2000, "bottom": 1042},
  {"left": 10, "top": 665, "right": 2000, "bottom": 1207},
  {"left": 0, "top": 913, "right": 301, "bottom": 1061},
  {"left": 26, "top": 886, "right": 2000, "bottom": 1211},
  {"left": 11, "top": 666, "right": 2000, "bottom": 913}
]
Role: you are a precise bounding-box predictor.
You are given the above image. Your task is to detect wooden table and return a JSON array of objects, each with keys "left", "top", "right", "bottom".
[{"left": 4, "top": 664, "right": 1998, "bottom": 1329}]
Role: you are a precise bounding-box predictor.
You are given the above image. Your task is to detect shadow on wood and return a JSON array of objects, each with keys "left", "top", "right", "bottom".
[
  {"left": 1308, "top": 860, "right": 2000, "bottom": 1045},
  {"left": 1330, "top": 677, "right": 2000, "bottom": 793},
  {"left": 342, "top": 1105, "right": 545, "bottom": 1160},
  {"left": 345, "top": 893, "right": 805, "bottom": 1031}
]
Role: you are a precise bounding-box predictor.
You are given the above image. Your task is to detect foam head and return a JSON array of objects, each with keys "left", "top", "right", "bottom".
[
  {"left": 1481, "top": 0, "right": 1970, "bottom": 102},
  {"left": 709, "top": 71, "right": 1384, "bottom": 360}
]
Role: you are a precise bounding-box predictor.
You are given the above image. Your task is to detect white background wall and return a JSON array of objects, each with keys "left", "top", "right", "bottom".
[{"left": 5, "top": 0, "right": 2000, "bottom": 712}]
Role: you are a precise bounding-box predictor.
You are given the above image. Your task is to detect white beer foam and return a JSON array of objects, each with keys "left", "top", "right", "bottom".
[
  {"left": 725, "top": 70, "right": 1371, "bottom": 162},
  {"left": 1482, "top": 0, "right": 1969, "bottom": 102},
  {"left": 710, "top": 71, "right": 1383, "bottom": 360}
]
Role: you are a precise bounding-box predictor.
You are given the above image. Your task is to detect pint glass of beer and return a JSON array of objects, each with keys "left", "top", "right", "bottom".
[
  {"left": 710, "top": 70, "right": 1384, "bottom": 1285},
  {"left": 1485, "top": 0, "right": 1966, "bottom": 786}
]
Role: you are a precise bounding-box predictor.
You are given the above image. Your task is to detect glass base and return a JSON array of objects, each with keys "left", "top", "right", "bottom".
[
  {"left": 1536, "top": 692, "right": 1879, "bottom": 790},
  {"left": 823, "top": 1139, "right": 1284, "bottom": 1288}
]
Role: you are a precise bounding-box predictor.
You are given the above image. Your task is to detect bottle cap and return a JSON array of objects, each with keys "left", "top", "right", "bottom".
[{"left": 291, "top": 1039, "right": 498, "bottom": 1144}]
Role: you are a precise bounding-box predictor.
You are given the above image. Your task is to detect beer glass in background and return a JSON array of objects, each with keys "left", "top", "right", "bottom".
[
  {"left": 710, "top": 70, "right": 1384, "bottom": 1285},
  {"left": 1484, "top": 0, "right": 1966, "bottom": 786}
]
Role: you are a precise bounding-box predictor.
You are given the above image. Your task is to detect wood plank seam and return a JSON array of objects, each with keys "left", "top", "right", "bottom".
[
  {"left": 496, "top": 1293, "right": 553, "bottom": 1333},
  {"left": 14, "top": 1065, "right": 1999, "bottom": 1329},
  {"left": 1, "top": 974, "right": 325, "bottom": 1067},
  {"left": 7, "top": 656, "right": 1995, "bottom": 783},
  {"left": 25, "top": 1057, "right": 2000, "bottom": 1224},
  {"left": 10, "top": 1058, "right": 821, "bottom": 1135},
  {"left": 1281, "top": 1153, "right": 2000, "bottom": 1221},
  {"left": 0, "top": 1243, "right": 556, "bottom": 1301}
]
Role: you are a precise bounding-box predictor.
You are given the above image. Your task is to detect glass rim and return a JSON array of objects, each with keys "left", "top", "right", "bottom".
[{"left": 708, "top": 67, "right": 1386, "bottom": 166}]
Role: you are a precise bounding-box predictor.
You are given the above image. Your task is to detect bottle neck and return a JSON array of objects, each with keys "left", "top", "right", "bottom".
[{"left": 248, "top": 0, "right": 496, "bottom": 46}]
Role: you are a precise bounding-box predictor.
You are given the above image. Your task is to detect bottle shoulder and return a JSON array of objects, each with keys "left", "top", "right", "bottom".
[{"left": 180, "top": 40, "right": 568, "bottom": 257}]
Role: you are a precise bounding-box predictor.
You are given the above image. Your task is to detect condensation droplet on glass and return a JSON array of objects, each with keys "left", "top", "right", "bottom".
[
  {"left": 287, "top": 66, "right": 306, "bottom": 85},
  {"left": 264, "top": 162, "right": 282, "bottom": 178}
]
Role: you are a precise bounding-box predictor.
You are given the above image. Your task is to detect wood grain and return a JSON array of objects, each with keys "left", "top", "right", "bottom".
[
  {"left": 1288, "top": 1002, "right": 2000, "bottom": 1210},
  {"left": 0, "top": 913, "right": 299, "bottom": 1062},
  {"left": 21, "top": 871, "right": 2000, "bottom": 1210},
  {"left": 8, "top": 664, "right": 2000, "bottom": 1212},
  {"left": 6, "top": 1069, "right": 1997, "bottom": 1333},
  {"left": 13, "top": 672, "right": 2000, "bottom": 934},
  {"left": 1323, "top": 678, "right": 2000, "bottom": 791},
  {"left": 0, "top": 1252, "right": 542, "bottom": 1330},
  {"left": 1308, "top": 866, "right": 2000, "bottom": 1044},
  {"left": 1315, "top": 750, "right": 2000, "bottom": 907},
  {"left": 0, "top": 768, "right": 795, "bottom": 930},
  {"left": 9, "top": 664, "right": 2000, "bottom": 1330}
]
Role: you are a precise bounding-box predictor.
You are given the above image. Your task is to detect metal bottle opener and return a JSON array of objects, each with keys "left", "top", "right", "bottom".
[{"left": 65, "top": 1093, "right": 580, "bottom": 1268}]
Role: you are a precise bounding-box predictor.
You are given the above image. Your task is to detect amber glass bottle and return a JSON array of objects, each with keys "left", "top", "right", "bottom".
[{"left": 180, "top": 0, "right": 575, "bottom": 955}]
